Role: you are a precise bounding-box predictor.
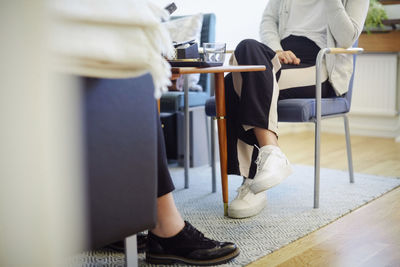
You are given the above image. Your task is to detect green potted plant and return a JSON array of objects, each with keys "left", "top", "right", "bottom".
[{"left": 364, "top": 0, "right": 389, "bottom": 33}]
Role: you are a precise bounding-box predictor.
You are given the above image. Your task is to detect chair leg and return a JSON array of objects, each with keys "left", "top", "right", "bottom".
[
  {"left": 125, "top": 234, "right": 138, "bottom": 267},
  {"left": 210, "top": 117, "right": 217, "bottom": 193},
  {"left": 314, "top": 121, "right": 321, "bottom": 209},
  {"left": 343, "top": 115, "right": 355, "bottom": 183},
  {"left": 206, "top": 115, "right": 210, "bottom": 161}
]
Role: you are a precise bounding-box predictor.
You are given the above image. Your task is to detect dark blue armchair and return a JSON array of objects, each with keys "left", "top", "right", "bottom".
[{"left": 82, "top": 73, "right": 158, "bottom": 265}]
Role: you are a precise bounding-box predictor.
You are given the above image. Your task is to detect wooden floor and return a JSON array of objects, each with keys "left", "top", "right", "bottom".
[
  {"left": 279, "top": 131, "right": 400, "bottom": 177},
  {"left": 248, "top": 131, "right": 400, "bottom": 267}
]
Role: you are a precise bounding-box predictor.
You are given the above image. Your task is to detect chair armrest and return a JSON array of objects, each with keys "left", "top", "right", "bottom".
[
  {"left": 316, "top": 47, "right": 364, "bottom": 94},
  {"left": 326, "top": 47, "right": 364, "bottom": 55},
  {"left": 226, "top": 48, "right": 363, "bottom": 55},
  {"left": 314, "top": 47, "right": 364, "bottom": 122}
]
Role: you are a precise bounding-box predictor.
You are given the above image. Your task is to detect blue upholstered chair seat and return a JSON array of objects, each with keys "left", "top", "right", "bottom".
[
  {"left": 277, "top": 97, "right": 350, "bottom": 122},
  {"left": 161, "top": 91, "right": 210, "bottom": 112},
  {"left": 205, "top": 98, "right": 216, "bottom": 117},
  {"left": 205, "top": 96, "right": 350, "bottom": 122}
]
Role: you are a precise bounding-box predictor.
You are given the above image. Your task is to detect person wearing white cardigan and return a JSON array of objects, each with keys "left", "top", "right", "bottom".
[{"left": 225, "top": 0, "right": 369, "bottom": 219}]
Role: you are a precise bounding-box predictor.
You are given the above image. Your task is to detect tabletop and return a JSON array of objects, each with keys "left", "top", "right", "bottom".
[{"left": 171, "top": 65, "right": 266, "bottom": 75}]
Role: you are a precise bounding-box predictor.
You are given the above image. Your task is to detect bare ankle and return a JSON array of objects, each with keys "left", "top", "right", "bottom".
[{"left": 254, "top": 128, "right": 279, "bottom": 147}]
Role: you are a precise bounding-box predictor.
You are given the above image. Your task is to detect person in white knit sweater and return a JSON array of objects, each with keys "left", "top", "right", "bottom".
[{"left": 225, "top": 0, "right": 369, "bottom": 219}]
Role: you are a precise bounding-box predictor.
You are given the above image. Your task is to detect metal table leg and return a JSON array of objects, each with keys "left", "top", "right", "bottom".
[{"left": 184, "top": 75, "right": 189, "bottom": 189}]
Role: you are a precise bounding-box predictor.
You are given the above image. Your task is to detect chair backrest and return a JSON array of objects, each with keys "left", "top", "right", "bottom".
[
  {"left": 200, "top": 14, "right": 216, "bottom": 47},
  {"left": 199, "top": 13, "right": 216, "bottom": 94},
  {"left": 171, "top": 13, "right": 216, "bottom": 94},
  {"left": 342, "top": 40, "right": 359, "bottom": 111}
]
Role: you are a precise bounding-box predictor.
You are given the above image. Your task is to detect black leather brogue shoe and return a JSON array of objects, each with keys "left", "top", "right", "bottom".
[{"left": 146, "top": 221, "right": 239, "bottom": 266}]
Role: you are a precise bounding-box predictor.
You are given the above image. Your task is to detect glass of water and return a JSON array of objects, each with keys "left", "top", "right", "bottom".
[{"left": 203, "top": 43, "right": 226, "bottom": 63}]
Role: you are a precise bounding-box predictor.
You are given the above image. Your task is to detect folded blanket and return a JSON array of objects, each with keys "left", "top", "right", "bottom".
[{"left": 51, "top": 0, "right": 174, "bottom": 99}]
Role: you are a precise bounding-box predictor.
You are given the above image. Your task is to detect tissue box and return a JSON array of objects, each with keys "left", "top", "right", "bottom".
[{"left": 176, "top": 42, "right": 199, "bottom": 59}]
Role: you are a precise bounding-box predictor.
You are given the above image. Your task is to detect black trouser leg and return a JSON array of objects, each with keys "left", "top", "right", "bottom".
[{"left": 156, "top": 111, "right": 175, "bottom": 197}]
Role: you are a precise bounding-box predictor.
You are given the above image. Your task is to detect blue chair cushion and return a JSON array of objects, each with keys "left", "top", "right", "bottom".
[
  {"left": 278, "top": 97, "right": 350, "bottom": 122},
  {"left": 205, "top": 97, "right": 217, "bottom": 117},
  {"left": 205, "top": 96, "right": 350, "bottom": 122},
  {"left": 161, "top": 91, "right": 209, "bottom": 112}
]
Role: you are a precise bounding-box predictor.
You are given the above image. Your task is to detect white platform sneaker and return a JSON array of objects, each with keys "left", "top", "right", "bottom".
[
  {"left": 249, "top": 145, "right": 293, "bottom": 194},
  {"left": 228, "top": 179, "right": 267, "bottom": 219}
]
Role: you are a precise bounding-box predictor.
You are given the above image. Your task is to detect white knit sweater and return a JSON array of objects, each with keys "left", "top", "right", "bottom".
[
  {"left": 260, "top": 0, "right": 369, "bottom": 95},
  {"left": 282, "top": 0, "right": 327, "bottom": 49}
]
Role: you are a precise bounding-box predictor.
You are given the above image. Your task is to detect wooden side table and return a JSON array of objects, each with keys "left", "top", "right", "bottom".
[{"left": 171, "top": 65, "right": 266, "bottom": 215}]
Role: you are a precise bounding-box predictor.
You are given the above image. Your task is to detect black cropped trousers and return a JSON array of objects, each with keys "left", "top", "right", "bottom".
[{"left": 156, "top": 111, "right": 176, "bottom": 197}]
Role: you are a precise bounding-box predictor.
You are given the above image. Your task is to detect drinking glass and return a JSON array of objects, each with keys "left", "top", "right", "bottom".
[{"left": 203, "top": 43, "right": 226, "bottom": 63}]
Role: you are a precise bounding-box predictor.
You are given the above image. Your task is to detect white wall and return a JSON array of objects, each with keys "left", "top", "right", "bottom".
[
  {"left": 384, "top": 4, "right": 400, "bottom": 19},
  {"left": 159, "top": 0, "right": 270, "bottom": 49}
]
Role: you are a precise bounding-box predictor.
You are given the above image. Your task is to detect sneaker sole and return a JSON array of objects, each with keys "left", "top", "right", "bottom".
[
  {"left": 250, "top": 165, "right": 293, "bottom": 194},
  {"left": 146, "top": 248, "right": 240, "bottom": 266},
  {"left": 228, "top": 198, "right": 267, "bottom": 219}
]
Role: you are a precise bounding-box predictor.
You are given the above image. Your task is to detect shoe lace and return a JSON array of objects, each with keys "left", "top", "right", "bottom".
[
  {"left": 185, "top": 222, "right": 206, "bottom": 240},
  {"left": 254, "top": 146, "right": 285, "bottom": 173},
  {"left": 236, "top": 182, "right": 251, "bottom": 199},
  {"left": 185, "top": 222, "right": 218, "bottom": 246},
  {"left": 254, "top": 149, "right": 270, "bottom": 173}
]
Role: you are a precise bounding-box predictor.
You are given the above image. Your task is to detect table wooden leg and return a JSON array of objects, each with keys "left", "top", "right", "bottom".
[{"left": 214, "top": 73, "right": 228, "bottom": 216}]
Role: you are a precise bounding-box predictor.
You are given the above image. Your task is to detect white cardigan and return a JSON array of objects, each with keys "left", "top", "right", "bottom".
[{"left": 260, "top": 0, "right": 369, "bottom": 95}]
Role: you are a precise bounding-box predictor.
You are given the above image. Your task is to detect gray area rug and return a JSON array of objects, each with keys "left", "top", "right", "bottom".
[{"left": 71, "top": 165, "right": 400, "bottom": 266}]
